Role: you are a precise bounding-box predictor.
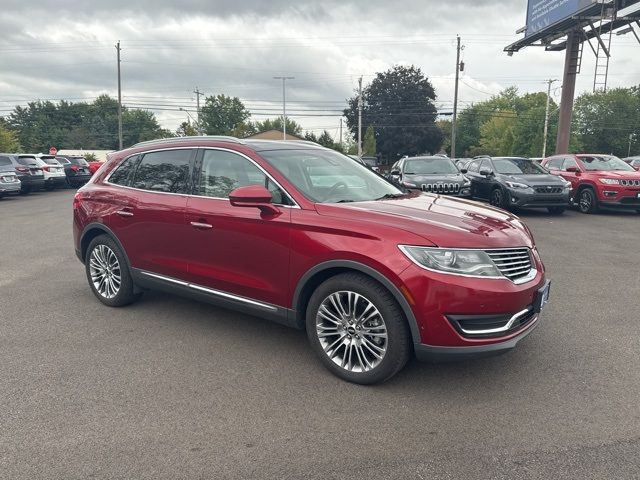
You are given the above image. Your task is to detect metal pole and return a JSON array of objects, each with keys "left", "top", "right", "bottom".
[
  {"left": 556, "top": 30, "right": 580, "bottom": 154},
  {"left": 339, "top": 118, "right": 343, "bottom": 146},
  {"left": 273, "top": 76, "right": 294, "bottom": 140},
  {"left": 116, "top": 41, "right": 123, "bottom": 150},
  {"left": 358, "top": 76, "right": 363, "bottom": 157},
  {"left": 542, "top": 79, "right": 557, "bottom": 158},
  {"left": 193, "top": 87, "right": 203, "bottom": 135},
  {"left": 451, "top": 35, "right": 461, "bottom": 159}
]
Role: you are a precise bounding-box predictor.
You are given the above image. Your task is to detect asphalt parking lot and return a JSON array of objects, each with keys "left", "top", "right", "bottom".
[{"left": 1, "top": 189, "right": 639, "bottom": 479}]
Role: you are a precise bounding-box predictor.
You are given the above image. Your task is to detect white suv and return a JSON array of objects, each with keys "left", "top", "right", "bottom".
[{"left": 19, "top": 154, "right": 66, "bottom": 190}]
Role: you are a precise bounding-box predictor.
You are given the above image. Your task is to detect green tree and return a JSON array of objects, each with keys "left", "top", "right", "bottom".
[
  {"left": 344, "top": 66, "right": 442, "bottom": 161},
  {"left": 573, "top": 86, "right": 640, "bottom": 156},
  {"left": 200, "top": 94, "right": 251, "bottom": 136},
  {"left": 0, "top": 122, "right": 22, "bottom": 151},
  {"left": 362, "top": 125, "right": 376, "bottom": 156},
  {"left": 317, "top": 130, "right": 336, "bottom": 149},
  {"left": 176, "top": 121, "right": 198, "bottom": 137},
  {"left": 436, "top": 120, "right": 451, "bottom": 155},
  {"left": 304, "top": 131, "right": 318, "bottom": 142},
  {"left": 253, "top": 117, "right": 303, "bottom": 136},
  {"left": 479, "top": 113, "right": 516, "bottom": 156}
]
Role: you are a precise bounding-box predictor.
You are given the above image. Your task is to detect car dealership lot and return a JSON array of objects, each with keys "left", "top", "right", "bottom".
[{"left": 1, "top": 189, "right": 639, "bottom": 479}]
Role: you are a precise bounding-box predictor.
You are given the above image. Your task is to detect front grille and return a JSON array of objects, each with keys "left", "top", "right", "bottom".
[
  {"left": 535, "top": 186, "right": 563, "bottom": 194},
  {"left": 485, "top": 248, "right": 533, "bottom": 282},
  {"left": 620, "top": 179, "right": 640, "bottom": 186},
  {"left": 421, "top": 183, "right": 461, "bottom": 194}
]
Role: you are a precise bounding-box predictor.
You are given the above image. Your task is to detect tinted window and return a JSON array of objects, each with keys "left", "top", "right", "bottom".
[
  {"left": 196, "top": 150, "right": 290, "bottom": 204},
  {"left": 132, "top": 149, "right": 192, "bottom": 193},
  {"left": 480, "top": 159, "right": 492, "bottom": 171},
  {"left": 56, "top": 157, "right": 70, "bottom": 164},
  {"left": 17, "top": 157, "right": 38, "bottom": 166},
  {"left": 0, "top": 156, "right": 12, "bottom": 166},
  {"left": 109, "top": 155, "right": 139, "bottom": 186},
  {"left": 70, "top": 157, "right": 89, "bottom": 166},
  {"left": 493, "top": 158, "right": 547, "bottom": 174},
  {"left": 404, "top": 157, "right": 458, "bottom": 175}
]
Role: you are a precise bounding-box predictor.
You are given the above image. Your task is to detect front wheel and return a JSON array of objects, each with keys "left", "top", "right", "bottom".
[
  {"left": 578, "top": 188, "right": 599, "bottom": 214},
  {"left": 306, "top": 273, "right": 411, "bottom": 384},
  {"left": 85, "top": 235, "right": 141, "bottom": 307},
  {"left": 490, "top": 188, "right": 507, "bottom": 210}
]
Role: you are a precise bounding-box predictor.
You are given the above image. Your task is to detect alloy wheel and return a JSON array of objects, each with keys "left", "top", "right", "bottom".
[
  {"left": 316, "top": 291, "right": 388, "bottom": 373},
  {"left": 579, "top": 190, "right": 592, "bottom": 213},
  {"left": 491, "top": 189, "right": 504, "bottom": 208},
  {"left": 89, "top": 244, "right": 121, "bottom": 299}
]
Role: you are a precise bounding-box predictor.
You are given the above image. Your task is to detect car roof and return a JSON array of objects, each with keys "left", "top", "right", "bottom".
[
  {"left": 403, "top": 155, "right": 454, "bottom": 161},
  {"left": 129, "top": 136, "right": 326, "bottom": 153}
]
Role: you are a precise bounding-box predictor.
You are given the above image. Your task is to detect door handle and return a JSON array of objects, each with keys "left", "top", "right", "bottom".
[
  {"left": 190, "top": 221, "right": 213, "bottom": 230},
  {"left": 116, "top": 209, "right": 134, "bottom": 217}
]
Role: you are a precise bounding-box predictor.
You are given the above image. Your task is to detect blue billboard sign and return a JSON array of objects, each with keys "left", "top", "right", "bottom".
[{"left": 526, "top": 0, "right": 597, "bottom": 37}]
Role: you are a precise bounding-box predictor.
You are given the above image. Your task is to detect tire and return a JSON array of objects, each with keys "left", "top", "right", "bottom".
[
  {"left": 577, "top": 187, "right": 599, "bottom": 214},
  {"left": 490, "top": 187, "right": 507, "bottom": 210},
  {"left": 306, "top": 273, "right": 411, "bottom": 385},
  {"left": 20, "top": 186, "right": 31, "bottom": 195},
  {"left": 547, "top": 206, "right": 566, "bottom": 215},
  {"left": 85, "top": 234, "right": 142, "bottom": 307}
]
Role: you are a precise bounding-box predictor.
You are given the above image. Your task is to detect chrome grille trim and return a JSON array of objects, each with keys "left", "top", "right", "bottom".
[
  {"left": 620, "top": 179, "right": 640, "bottom": 187},
  {"left": 485, "top": 248, "right": 534, "bottom": 282}
]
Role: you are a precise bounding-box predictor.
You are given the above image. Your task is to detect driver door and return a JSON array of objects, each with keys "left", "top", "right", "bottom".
[{"left": 183, "top": 148, "right": 292, "bottom": 307}]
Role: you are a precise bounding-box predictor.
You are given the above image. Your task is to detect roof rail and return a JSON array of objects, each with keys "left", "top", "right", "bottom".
[{"left": 131, "top": 135, "right": 244, "bottom": 149}]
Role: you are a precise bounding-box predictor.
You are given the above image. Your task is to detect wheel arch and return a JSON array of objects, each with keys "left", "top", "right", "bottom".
[
  {"left": 291, "top": 260, "right": 421, "bottom": 345},
  {"left": 79, "top": 223, "right": 131, "bottom": 267}
]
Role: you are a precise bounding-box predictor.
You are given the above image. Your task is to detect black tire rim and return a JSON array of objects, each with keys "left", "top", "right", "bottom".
[
  {"left": 579, "top": 191, "right": 592, "bottom": 212},
  {"left": 491, "top": 190, "right": 503, "bottom": 208}
]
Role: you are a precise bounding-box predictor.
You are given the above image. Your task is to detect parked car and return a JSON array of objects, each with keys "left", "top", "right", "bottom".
[
  {"left": 0, "top": 154, "right": 22, "bottom": 198},
  {"left": 88, "top": 160, "right": 104, "bottom": 175},
  {"left": 3, "top": 153, "right": 45, "bottom": 193},
  {"left": 623, "top": 156, "right": 640, "bottom": 171},
  {"left": 56, "top": 155, "right": 92, "bottom": 187},
  {"left": 18, "top": 154, "right": 66, "bottom": 191},
  {"left": 542, "top": 154, "right": 640, "bottom": 214},
  {"left": 387, "top": 155, "right": 471, "bottom": 197},
  {"left": 74, "top": 136, "right": 550, "bottom": 384},
  {"left": 465, "top": 156, "right": 571, "bottom": 214}
]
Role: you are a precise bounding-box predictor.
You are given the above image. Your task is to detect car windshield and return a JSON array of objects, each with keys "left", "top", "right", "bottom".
[
  {"left": 260, "top": 149, "right": 403, "bottom": 203},
  {"left": 404, "top": 157, "right": 459, "bottom": 175},
  {"left": 579, "top": 155, "right": 633, "bottom": 171},
  {"left": 493, "top": 158, "right": 548, "bottom": 175}
]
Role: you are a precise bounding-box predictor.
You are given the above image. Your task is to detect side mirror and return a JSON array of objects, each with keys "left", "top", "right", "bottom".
[
  {"left": 460, "top": 169, "right": 468, "bottom": 174},
  {"left": 479, "top": 168, "right": 491, "bottom": 176},
  {"left": 390, "top": 170, "right": 400, "bottom": 176},
  {"left": 565, "top": 166, "right": 580, "bottom": 173},
  {"left": 229, "top": 185, "right": 280, "bottom": 215}
]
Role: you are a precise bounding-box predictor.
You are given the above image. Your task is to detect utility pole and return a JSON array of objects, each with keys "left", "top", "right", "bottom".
[
  {"left": 274, "top": 76, "right": 294, "bottom": 140},
  {"left": 193, "top": 87, "right": 204, "bottom": 135},
  {"left": 358, "top": 76, "right": 363, "bottom": 157},
  {"left": 339, "top": 118, "right": 343, "bottom": 147},
  {"left": 116, "top": 41, "right": 123, "bottom": 150},
  {"left": 542, "top": 79, "right": 558, "bottom": 158},
  {"left": 556, "top": 29, "right": 580, "bottom": 154},
  {"left": 451, "top": 35, "right": 462, "bottom": 159}
]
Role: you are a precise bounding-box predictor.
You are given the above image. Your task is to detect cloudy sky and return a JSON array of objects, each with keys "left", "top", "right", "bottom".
[{"left": 1, "top": 0, "right": 639, "bottom": 138}]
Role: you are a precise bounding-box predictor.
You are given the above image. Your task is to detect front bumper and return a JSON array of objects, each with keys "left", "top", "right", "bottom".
[
  {"left": 66, "top": 173, "right": 92, "bottom": 185},
  {"left": 506, "top": 188, "right": 570, "bottom": 208},
  {"left": 597, "top": 192, "right": 640, "bottom": 209}
]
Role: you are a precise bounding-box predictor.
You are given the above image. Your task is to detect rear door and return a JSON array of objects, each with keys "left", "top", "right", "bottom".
[
  {"left": 183, "top": 148, "right": 292, "bottom": 307},
  {"left": 108, "top": 148, "right": 195, "bottom": 280}
]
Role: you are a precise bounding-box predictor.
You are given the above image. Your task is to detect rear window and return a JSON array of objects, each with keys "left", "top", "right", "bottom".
[
  {"left": 131, "top": 149, "right": 192, "bottom": 193},
  {"left": 109, "top": 155, "right": 139, "bottom": 186},
  {"left": 70, "top": 157, "right": 89, "bottom": 166},
  {"left": 39, "top": 156, "right": 60, "bottom": 165},
  {"left": 17, "top": 157, "right": 38, "bottom": 166},
  {"left": 0, "top": 156, "right": 12, "bottom": 166}
]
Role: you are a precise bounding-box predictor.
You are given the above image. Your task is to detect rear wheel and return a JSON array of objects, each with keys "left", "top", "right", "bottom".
[
  {"left": 578, "top": 188, "right": 599, "bottom": 214},
  {"left": 547, "top": 206, "right": 566, "bottom": 215},
  {"left": 306, "top": 273, "right": 411, "bottom": 384},
  {"left": 85, "top": 235, "right": 141, "bottom": 307}
]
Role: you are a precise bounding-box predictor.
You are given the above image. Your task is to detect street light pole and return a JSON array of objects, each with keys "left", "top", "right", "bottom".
[
  {"left": 115, "top": 41, "right": 123, "bottom": 150},
  {"left": 542, "top": 79, "right": 558, "bottom": 158},
  {"left": 274, "top": 76, "right": 294, "bottom": 140}
]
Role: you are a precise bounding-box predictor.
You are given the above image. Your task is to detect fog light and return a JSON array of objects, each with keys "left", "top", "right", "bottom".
[{"left": 603, "top": 191, "right": 617, "bottom": 197}]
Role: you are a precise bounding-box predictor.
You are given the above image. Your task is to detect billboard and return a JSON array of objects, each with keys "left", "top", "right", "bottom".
[{"left": 526, "top": 0, "right": 597, "bottom": 37}]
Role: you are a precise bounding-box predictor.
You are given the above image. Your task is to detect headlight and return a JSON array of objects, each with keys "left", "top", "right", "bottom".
[
  {"left": 599, "top": 178, "right": 620, "bottom": 185},
  {"left": 462, "top": 177, "right": 471, "bottom": 186},
  {"left": 399, "top": 246, "right": 502, "bottom": 278},
  {"left": 505, "top": 181, "right": 531, "bottom": 189}
]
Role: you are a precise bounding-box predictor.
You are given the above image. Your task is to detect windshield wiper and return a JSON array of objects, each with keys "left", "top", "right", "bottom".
[{"left": 375, "top": 193, "right": 405, "bottom": 201}]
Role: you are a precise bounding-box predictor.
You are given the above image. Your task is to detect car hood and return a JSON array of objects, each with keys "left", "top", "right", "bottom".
[
  {"left": 404, "top": 173, "right": 467, "bottom": 184},
  {"left": 583, "top": 170, "right": 640, "bottom": 179},
  {"left": 316, "top": 193, "right": 535, "bottom": 249},
  {"left": 500, "top": 174, "right": 566, "bottom": 186}
]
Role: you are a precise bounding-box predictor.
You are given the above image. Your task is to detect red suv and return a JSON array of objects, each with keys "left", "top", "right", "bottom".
[
  {"left": 73, "top": 137, "right": 550, "bottom": 384},
  {"left": 543, "top": 154, "right": 640, "bottom": 214}
]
